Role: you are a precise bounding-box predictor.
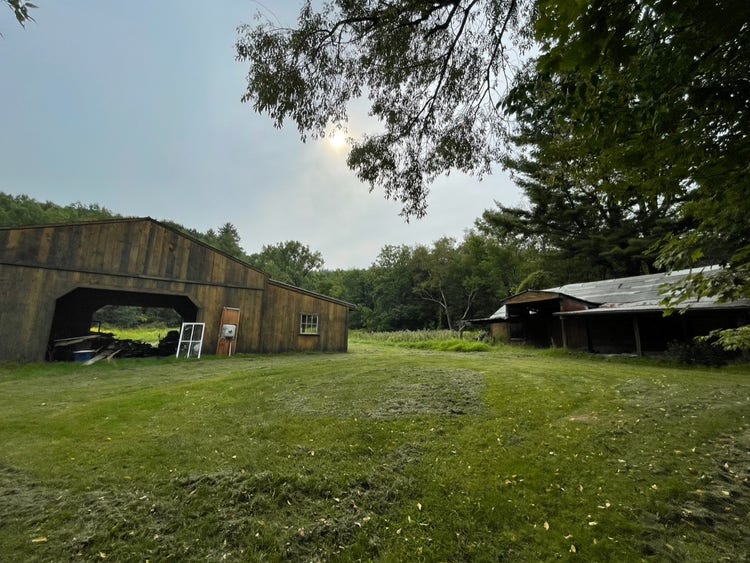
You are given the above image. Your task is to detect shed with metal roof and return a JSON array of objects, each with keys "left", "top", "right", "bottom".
[{"left": 474, "top": 268, "right": 750, "bottom": 355}]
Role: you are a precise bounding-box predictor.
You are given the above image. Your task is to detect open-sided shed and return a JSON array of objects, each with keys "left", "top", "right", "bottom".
[
  {"left": 474, "top": 268, "right": 750, "bottom": 355},
  {"left": 0, "top": 218, "right": 354, "bottom": 361}
]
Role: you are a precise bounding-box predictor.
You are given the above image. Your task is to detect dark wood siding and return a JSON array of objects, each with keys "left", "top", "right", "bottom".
[
  {"left": 261, "top": 283, "right": 349, "bottom": 353},
  {"left": 1, "top": 220, "right": 267, "bottom": 288},
  {"left": 489, "top": 321, "right": 510, "bottom": 343},
  {"left": 559, "top": 317, "right": 587, "bottom": 350},
  {"left": 0, "top": 219, "right": 351, "bottom": 361}
]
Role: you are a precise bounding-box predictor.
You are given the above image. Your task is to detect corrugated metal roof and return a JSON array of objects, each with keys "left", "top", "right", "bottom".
[
  {"left": 485, "top": 266, "right": 748, "bottom": 320},
  {"left": 558, "top": 298, "right": 750, "bottom": 316},
  {"left": 489, "top": 304, "right": 507, "bottom": 320},
  {"left": 544, "top": 266, "right": 721, "bottom": 305}
]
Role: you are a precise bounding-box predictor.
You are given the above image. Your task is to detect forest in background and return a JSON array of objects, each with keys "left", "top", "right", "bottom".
[{"left": 0, "top": 191, "right": 653, "bottom": 331}]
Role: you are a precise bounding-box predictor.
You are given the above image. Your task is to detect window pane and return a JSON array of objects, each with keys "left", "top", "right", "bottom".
[{"left": 300, "top": 314, "right": 319, "bottom": 334}]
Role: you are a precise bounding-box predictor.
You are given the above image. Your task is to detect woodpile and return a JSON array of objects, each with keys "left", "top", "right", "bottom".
[{"left": 50, "top": 333, "right": 171, "bottom": 363}]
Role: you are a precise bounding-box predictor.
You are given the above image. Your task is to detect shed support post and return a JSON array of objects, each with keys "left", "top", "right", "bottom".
[
  {"left": 560, "top": 317, "right": 568, "bottom": 349},
  {"left": 632, "top": 315, "right": 643, "bottom": 356}
]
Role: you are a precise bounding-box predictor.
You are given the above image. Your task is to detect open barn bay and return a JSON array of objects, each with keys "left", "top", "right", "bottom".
[{"left": 1, "top": 339, "right": 748, "bottom": 561}]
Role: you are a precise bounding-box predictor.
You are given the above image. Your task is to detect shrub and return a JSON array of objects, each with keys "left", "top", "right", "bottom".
[
  {"left": 699, "top": 326, "right": 750, "bottom": 352},
  {"left": 665, "top": 339, "right": 730, "bottom": 367}
]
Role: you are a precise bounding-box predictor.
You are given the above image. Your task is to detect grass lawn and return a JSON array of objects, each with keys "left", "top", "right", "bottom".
[
  {"left": 90, "top": 326, "right": 179, "bottom": 347},
  {"left": 1, "top": 339, "right": 748, "bottom": 561}
]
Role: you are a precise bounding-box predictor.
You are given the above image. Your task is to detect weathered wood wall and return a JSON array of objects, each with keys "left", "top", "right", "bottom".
[
  {"left": 261, "top": 281, "right": 349, "bottom": 353},
  {"left": 0, "top": 219, "right": 351, "bottom": 361},
  {"left": 488, "top": 321, "right": 509, "bottom": 343},
  {"left": 559, "top": 317, "right": 589, "bottom": 350},
  {"left": 0, "top": 220, "right": 268, "bottom": 287}
]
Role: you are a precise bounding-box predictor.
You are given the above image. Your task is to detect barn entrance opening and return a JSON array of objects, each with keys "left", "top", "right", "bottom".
[{"left": 48, "top": 288, "right": 198, "bottom": 361}]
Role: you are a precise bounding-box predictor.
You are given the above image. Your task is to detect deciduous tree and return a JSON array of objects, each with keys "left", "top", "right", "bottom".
[
  {"left": 247, "top": 240, "right": 324, "bottom": 288},
  {"left": 3, "top": 0, "right": 35, "bottom": 29},
  {"left": 236, "top": 0, "right": 534, "bottom": 217},
  {"left": 237, "top": 1, "right": 750, "bottom": 308},
  {"left": 367, "top": 244, "right": 435, "bottom": 330}
]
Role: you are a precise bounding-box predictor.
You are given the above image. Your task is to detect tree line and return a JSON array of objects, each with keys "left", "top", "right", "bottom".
[{"left": 0, "top": 191, "right": 606, "bottom": 331}]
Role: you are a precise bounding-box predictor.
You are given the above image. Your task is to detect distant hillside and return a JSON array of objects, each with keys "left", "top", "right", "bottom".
[{"left": 0, "top": 192, "right": 120, "bottom": 226}]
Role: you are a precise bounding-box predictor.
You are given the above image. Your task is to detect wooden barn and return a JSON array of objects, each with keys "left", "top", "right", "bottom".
[
  {"left": 0, "top": 218, "right": 354, "bottom": 362},
  {"left": 473, "top": 268, "right": 750, "bottom": 355}
]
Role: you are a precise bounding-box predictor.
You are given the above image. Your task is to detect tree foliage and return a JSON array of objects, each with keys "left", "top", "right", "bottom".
[
  {"left": 485, "top": 83, "right": 690, "bottom": 278},
  {"left": 311, "top": 230, "right": 537, "bottom": 331},
  {"left": 508, "top": 0, "right": 750, "bottom": 301},
  {"left": 3, "top": 0, "right": 35, "bottom": 29},
  {"left": 0, "top": 192, "right": 118, "bottom": 225},
  {"left": 92, "top": 305, "right": 180, "bottom": 329},
  {"left": 367, "top": 244, "right": 435, "bottom": 330},
  {"left": 203, "top": 223, "right": 246, "bottom": 261},
  {"left": 412, "top": 234, "right": 524, "bottom": 329},
  {"left": 310, "top": 267, "right": 377, "bottom": 328},
  {"left": 238, "top": 0, "right": 750, "bottom": 308},
  {"left": 247, "top": 240, "right": 324, "bottom": 288},
  {"left": 236, "top": 0, "right": 534, "bottom": 217},
  {"left": 699, "top": 326, "right": 750, "bottom": 353}
]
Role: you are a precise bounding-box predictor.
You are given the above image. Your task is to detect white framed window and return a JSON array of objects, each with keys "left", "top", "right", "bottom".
[
  {"left": 176, "top": 322, "right": 205, "bottom": 358},
  {"left": 299, "top": 313, "right": 319, "bottom": 335}
]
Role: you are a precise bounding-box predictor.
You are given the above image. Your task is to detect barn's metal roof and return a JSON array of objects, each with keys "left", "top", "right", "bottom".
[
  {"left": 543, "top": 267, "right": 721, "bottom": 305},
  {"left": 484, "top": 266, "right": 749, "bottom": 320}
]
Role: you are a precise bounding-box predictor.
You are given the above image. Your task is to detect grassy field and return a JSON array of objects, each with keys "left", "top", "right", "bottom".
[
  {"left": 1, "top": 338, "right": 748, "bottom": 562},
  {"left": 91, "top": 326, "right": 179, "bottom": 347}
]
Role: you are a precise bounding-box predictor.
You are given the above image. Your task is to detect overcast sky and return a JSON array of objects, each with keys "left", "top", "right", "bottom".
[{"left": 0, "top": 1, "right": 521, "bottom": 269}]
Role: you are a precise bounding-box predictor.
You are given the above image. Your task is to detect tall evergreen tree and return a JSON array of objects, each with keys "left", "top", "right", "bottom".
[
  {"left": 487, "top": 69, "right": 689, "bottom": 279},
  {"left": 512, "top": 0, "right": 750, "bottom": 300}
]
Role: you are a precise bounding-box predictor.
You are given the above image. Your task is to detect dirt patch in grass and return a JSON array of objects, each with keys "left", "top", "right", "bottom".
[
  {"left": 273, "top": 366, "right": 485, "bottom": 419},
  {"left": 377, "top": 367, "right": 485, "bottom": 417}
]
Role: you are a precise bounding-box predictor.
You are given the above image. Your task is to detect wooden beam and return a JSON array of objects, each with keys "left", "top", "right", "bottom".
[{"left": 632, "top": 315, "right": 643, "bottom": 356}]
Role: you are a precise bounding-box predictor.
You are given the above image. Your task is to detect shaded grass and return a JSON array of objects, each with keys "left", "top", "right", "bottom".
[
  {"left": 350, "top": 329, "right": 490, "bottom": 352},
  {"left": 398, "top": 339, "right": 491, "bottom": 352},
  {"left": 1, "top": 344, "right": 749, "bottom": 561}
]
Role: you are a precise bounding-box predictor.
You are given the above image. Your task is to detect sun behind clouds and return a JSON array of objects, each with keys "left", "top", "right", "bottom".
[{"left": 327, "top": 130, "right": 348, "bottom": 151}]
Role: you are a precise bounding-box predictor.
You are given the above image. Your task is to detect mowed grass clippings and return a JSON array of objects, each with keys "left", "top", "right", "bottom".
[{"left": 0, "top": 342, "right": 748, "bottom": 562}]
